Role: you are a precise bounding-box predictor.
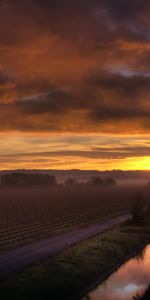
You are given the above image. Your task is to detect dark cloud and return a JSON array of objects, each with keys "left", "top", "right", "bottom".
[
  {"left": 87, "top": 71, "right": 150, "bottom": 98},
  {"left": 0, "top": 0, "right": 149, "bottom": 134},
  {"left": 17, "top": 90, "right": 78, "bottom": 114},
  {"left": 0, "top": 72, "right": 14, "bottom": 86},
  {"left": 1, "top": 0, "right": 149, "bottom": 46},
  {"left": 101, "top": 0, "right": 150, "bottom": 21},
  {"left": 15, "top": 72, "right": 150, "bottom": 117},
  {"left": 35, "top": 0, "right": 150, "bottom": 42},
  {"left": 0, "top": 69, "right": 149, "bottom": 133},
  {"left": 1, "top": 145, "right": 150, "bottom": 160}
]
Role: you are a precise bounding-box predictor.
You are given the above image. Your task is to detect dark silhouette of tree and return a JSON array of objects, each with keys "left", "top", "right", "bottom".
[
  {"left": 105, "top": 178, "right": 116, "bottom": 186},
  {"left": 86, "top": 176, "right": 116, "bottom": 188},
  {"left": 64, "top": 178, "right": 76, "bottom": 187},
  {"left": 131, "top": 193, "right": 147, "bottom": 223},
  {"left": 0, "top": 173, "right": 57, "bottom": 187},
  {"left": 87, "top": 176, "right": 104, "bottom": 187}
]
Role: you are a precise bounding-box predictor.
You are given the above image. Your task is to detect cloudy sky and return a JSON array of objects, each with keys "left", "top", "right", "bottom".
[{"left": 0, "top": 0, "right": 150, "bottom": 170}]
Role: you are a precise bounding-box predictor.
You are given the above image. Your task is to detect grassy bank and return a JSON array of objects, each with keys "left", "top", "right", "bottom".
[{"left": 0, "top": 222, "right": 150, "bottom": 300}]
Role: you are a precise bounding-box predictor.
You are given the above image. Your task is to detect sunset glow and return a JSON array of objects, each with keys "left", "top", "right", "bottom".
[{"left": 0, "top": 0, "right": 150, "bottom": 170}]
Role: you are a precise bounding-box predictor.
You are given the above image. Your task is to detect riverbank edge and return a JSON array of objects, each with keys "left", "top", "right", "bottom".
[
  {"left": 137, "top": 284, "right": 150, "bottom": 299},
  {"left": 1, "top": 223, "right": 150, "bottom": 300},
  {"left": 76, "top": 240, "right": 149, "bottom": 300}
]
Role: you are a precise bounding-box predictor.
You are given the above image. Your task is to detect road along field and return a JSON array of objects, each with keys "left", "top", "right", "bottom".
[
  {"left": 0, "top": 213, "right": 131, "bottom": 282},
  {"left": 0, "top": 184, "right": 148, "bottom": 253}
]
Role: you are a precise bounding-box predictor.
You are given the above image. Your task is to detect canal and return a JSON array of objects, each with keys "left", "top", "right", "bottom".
[{"left": 83, "top": 244, "right": 150, "bottom": 300}]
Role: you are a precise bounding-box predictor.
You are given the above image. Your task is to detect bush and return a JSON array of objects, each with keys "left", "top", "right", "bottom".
[
  {"left": 131, "top": 193, "right": 147, "bottom": 223},
  {"left": 105, "top": 178, "right": 116, "bottom": 186},
  {"left": 87, "top": 176, "right": 104, "bottom": 187},
  {"left": 64, "top": 178, "right": 77, "bottom": 187},
  {"left": 86, "top": 176, "right": 116, "bottom": 188}
]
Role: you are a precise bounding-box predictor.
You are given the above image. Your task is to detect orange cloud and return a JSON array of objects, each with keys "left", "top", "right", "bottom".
[{"left": 0, "top": 0, "right": 150, "bottom": 169}]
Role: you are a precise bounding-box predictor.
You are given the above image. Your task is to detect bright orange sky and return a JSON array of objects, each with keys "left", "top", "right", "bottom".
[{"left": 0, "top": 1, "right": 150, "bottom": 170}]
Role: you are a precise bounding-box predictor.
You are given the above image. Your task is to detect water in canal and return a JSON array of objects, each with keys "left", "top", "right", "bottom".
[{"left": 83, "top": 244, "right": 150, "bottom": 300}]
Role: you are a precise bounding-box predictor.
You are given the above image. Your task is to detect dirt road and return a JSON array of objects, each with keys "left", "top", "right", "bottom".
[{"left": 0, "top": 213, "right": 131, "bottom": 282}]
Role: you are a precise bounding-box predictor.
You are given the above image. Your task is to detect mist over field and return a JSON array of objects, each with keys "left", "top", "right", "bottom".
[{"left": 0, "top": 169, "right": 149, "bottom": 254}]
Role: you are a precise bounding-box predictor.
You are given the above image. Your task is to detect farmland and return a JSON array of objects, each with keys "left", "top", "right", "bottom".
[{"left": 0, "top": 183, "right": 148, "bottom": 253}]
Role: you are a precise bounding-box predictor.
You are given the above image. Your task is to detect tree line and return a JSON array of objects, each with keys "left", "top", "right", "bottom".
[
  {"left": 0, "top": 173, "right": 117, "bottom": 188},
  {"left": 0, "top": 173, "right": 57, "bottom": 187}
]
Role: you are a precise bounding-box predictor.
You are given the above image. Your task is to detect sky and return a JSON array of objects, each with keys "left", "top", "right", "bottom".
[{"left": 0, "top": 0, "right": 150, "bottom": 170}]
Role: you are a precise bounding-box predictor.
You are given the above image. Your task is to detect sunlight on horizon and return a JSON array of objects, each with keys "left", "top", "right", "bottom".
[{"left": 1, "top": 156, "right": 150, "bottom": 171}]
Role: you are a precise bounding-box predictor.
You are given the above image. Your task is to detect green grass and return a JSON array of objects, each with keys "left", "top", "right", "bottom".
[{"left": 0, "top": 223, "right": 149, "bottom": 300}]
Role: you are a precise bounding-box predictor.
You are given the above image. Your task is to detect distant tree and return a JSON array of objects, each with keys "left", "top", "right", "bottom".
[
  {"left": 47, "top": 175, "right": 57, "bottom": 187},
  {"left": 131, "top": 193, "right": 147, "bottom": 223},
  {"left": 0, "top": 173, "right": 57, "bottom": 187},
  {"left": 105, "top": 178, "right": 117, "bottom": 186},
  {"left": 64, "top": 178, "right": 76, "bottom": 187},
  {"left": 87, "top": 176, "right": 104, "bottom": 187},
  {"left": 145, "top": 200, "right": 150, "bottom": 222}
]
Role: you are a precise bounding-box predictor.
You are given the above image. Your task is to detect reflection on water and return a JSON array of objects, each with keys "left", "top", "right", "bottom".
[{"left": 83, "top": 245, "right": 150, "bottom": 300}]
